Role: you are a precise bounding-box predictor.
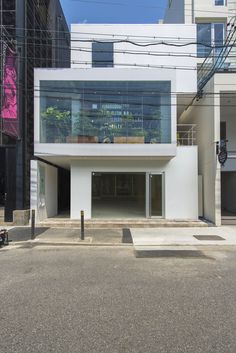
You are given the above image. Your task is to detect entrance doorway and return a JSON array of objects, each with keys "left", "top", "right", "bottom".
[
  {"left": 92, "top": 172, "right": 164, "bottom": 219},
  {"left": 58, "top": 167, "right": 70, "bottom": 217},
  {"left": 221, "top": 171, "right": 236, "bottom": 218},
  {"left": 92, "top": 173, "right": 146, "bottom": 218},
  {"left": 150, "top": 174, "right": 163, "bottom": 217}
]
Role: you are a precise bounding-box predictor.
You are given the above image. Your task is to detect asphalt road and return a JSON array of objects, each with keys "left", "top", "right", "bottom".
[{"left": 0, "top": 245, "right": 236, "bottom": 353}]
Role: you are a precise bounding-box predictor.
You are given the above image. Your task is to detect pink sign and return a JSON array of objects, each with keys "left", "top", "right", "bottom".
[{"left": 1, "top": 47, "right": 19, "bottom": 137}]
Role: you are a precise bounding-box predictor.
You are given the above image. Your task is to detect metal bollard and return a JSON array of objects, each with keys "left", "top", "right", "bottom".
[
  {"left": 80, "top": 210, "right": 85, "bottom": 240},
  {"left": 31, "top": 209, "right": 35, "bottom": 240},
  {"left": 4, "top": 229, "right": 9, "bottom": 246}
]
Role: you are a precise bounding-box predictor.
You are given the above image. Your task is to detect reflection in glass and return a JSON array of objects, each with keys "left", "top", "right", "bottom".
[
  {"left": 197, "top": 23, "right": 211, "bottom": 58},
  {"left": 40, "top": 80, "right": 171, "bottom": 144}
]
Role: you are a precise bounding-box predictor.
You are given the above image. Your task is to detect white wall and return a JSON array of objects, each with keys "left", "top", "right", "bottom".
[
  {"left": 180, "top": 73, "right": 236, "bottom": 225},
  {"left": 30, "top": 160, "right": 58, "bottom": 221},
  {"left": 164, "top": 0, "right": 233, "bottom": 24},
  {"left": 194, "top": 0, "right": 232, "bottom": 22},
  {"left": 70, "top": 146, "right": 198, "bottom": 220},
  {"left": 180, "top": 77, "right": 221, "bottom": 225},
  {"left": 70, "top": 24, "right": 197, "bottom": 93}
]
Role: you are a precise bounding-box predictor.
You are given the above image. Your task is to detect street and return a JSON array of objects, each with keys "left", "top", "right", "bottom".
[{"left": 0, "top": 245, "right": 236, "bottom": 353}]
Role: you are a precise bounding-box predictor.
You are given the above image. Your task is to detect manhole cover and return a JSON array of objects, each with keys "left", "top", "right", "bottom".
[{"left": 194, "top": 235, "right": 225, "bottom": 241}]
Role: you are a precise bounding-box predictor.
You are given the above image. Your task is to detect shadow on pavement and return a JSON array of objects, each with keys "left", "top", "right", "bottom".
[
  {"left": 134, "top": 250, "right": 214, "bottom": 259},
  {"left": 8, "top": 227, "right": 50, "bottom": 242},
  {"left": 122, "top": 228, "right": 133, "bottom": 244}
]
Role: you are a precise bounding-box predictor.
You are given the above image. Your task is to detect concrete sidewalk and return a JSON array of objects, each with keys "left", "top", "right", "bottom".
[
  {"left": 131, "top": 225, "right": 236, "bottom": 250},
  {"left": 5, "top": 227, "right": 133, "bottom": 246},
  {"left": 2, "top": 225, "right": 236, "bottom": 248}
]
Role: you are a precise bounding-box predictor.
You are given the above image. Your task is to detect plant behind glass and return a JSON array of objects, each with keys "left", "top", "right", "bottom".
[{"left": 41, "top": 106, "right": 71, "bottom": 142}]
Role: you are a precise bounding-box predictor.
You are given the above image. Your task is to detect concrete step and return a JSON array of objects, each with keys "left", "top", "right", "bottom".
[
  {"left": 38, "top": 218, "right": 209, "bottom": 229},
  {"left": 221, "top": 217, "right": 236, "bottom": 225},
  {"left": 0, "top": 222, "right": 13, "bottom": 227}
]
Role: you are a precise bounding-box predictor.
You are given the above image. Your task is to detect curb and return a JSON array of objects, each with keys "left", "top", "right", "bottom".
[{"left": 10, "top": 240, "right": 133, "bottom": 247}]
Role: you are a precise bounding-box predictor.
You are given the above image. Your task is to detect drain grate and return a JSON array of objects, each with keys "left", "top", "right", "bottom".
[
  {"left": 194, "top": 235, "right": 225, "bottom": 241},
  {"left": 122, "top": 228, "right": 133, "bottom": 244}
]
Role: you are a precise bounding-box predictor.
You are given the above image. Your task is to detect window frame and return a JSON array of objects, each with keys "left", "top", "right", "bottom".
[{"left": 197, "top": 22, "right": 225, "bottom": 58}]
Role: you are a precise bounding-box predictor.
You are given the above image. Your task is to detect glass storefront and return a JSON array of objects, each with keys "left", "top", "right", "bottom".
[
  {"left": 92, "top": 173, "right": 146, "bottom": 218},
  {"left": 92, "top": 172, "right": 163, "bottom": 218},
  {"left": 40, "top": 80, "right": 171, "bottom": 144}
]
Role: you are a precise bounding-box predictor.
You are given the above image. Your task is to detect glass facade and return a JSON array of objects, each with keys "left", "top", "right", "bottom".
[{"left": 40, "top": 80, "right": 171, "bottom": 144}]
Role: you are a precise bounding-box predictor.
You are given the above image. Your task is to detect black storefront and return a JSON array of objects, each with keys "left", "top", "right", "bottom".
[{"left": 0, "top": 0, "right": 70, "bottom": 221}]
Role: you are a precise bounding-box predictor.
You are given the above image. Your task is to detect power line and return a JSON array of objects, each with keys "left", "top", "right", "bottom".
[
  {"left": 2, "top": 84, "right": 236, "bottom": 108},
  {"left": 4, "top": 81, "right": 236, "bottom": 96},
  {"left": 2, "top": 29, "right": 230, "bottom": 48},
  {"left": 71, "top": 0, "right": 236, "bottom": 17},
  {"left": 3, "top": 24, "right": 235, "bottom": 42}
]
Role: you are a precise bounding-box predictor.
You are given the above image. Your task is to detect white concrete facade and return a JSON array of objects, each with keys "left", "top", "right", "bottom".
[
  {"left": 164, "top": 0, "right": 236, "bottom": 225},
  {"left": 71, "top": 24, "right": 197, "bottom": 93},
  {"left": 32, "top": 23, "right": 199, "bottom": 222},
  {"left": 164, "top": 0, "right": 235, "bottom": 24},
  {"left": 71, "top": 147, "right": 198, "bottom": 220},
  {"left": 31, "top": 160, "right": 58, "bottom": 222},
  {"left": 180, "top": 73, "right": 236, "bottom": 225}
]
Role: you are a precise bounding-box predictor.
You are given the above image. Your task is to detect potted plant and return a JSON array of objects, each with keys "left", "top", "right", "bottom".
[
  {"left": 95, "top": 108, "right": 122, "bottom": 143},
  {"left": 114, "top": 113, "right": 145, "bottom": 143},
  {"left": 68, "top": 110, "right": 99, "bottom": 143},
  {"left": 145, "top": 109, "right": 162, "bottom": 143},
  {"left": 41, "top": 106, "right": 71, "bottom": 143}
]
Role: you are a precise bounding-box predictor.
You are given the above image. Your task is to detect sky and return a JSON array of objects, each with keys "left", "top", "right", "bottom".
[{"left": 60, "top": 0, "right": 168, "bottom": 27}]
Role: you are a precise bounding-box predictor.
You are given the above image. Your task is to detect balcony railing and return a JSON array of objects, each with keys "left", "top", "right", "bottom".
[{"left": 177, "top": 124, "right": 196, "bottom": 146}]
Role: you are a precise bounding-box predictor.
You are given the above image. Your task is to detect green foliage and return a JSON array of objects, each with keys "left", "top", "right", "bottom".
[
  {"left": 72, "top": 110, "right": 98, "bottom": 136},
  {"left": 41, "top": 106, "right": 71, "bottom": 141}
]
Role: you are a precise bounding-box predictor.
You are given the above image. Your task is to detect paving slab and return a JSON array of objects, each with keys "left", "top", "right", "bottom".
[
  {"left": 131, "top": 225, "right": 236, "bottom": 249},
  {"left": 5, "top": 227, "right": 133, "bottom": 246}
]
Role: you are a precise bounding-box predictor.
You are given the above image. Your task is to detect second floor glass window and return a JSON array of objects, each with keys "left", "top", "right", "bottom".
[
  {"left": 197, "top": 23, "right": 224, "bottom": 58},
  {"left": 92, "top": 42, "right": 114, "bottom": 67}
]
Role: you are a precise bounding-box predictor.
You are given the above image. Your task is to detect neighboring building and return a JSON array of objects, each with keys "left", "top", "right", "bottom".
[
  {"left": 0, "top": 0, "right": 70, "bottom": 222},
  {"left": 164, "top": 0, "right": 236, "bottom": 225},
  {"left": 164, "top": 0, "right": 236, "bottom": 65},
  {"left": 31, "top": 24, "right": 199, "bottom": 221}
]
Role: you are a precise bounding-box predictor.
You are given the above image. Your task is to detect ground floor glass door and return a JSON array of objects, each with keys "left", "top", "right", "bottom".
[
  {"left": 92, "top": 172, "right": 163, "bottom": 219},
  {"left": 149, "top": 174, "right": 163, "bottom": 217}
]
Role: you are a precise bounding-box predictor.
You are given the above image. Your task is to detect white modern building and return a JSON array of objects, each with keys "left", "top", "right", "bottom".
[
  {"left": 165, "top": 0, "right": 236, "bottom": 225},
  {"left": 31, "top": 24, "right": 200, "bottom": 222}
]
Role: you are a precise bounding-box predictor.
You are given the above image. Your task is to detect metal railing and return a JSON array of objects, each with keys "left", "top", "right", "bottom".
[
  {"left": 177, "top": 124, "right": 196, "bottom": 146},
  {"left": 197, "top": 16, "right": 236, "bottom": 92}
]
